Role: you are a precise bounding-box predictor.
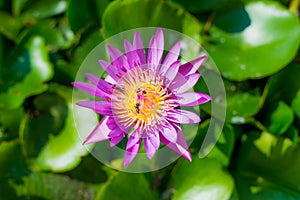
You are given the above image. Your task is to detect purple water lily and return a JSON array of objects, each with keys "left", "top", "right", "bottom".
[{"left": 72, "top": 28, "right": 211, "bottom": 166}]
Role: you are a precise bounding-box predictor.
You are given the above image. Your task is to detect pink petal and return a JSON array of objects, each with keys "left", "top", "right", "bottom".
[
  {"left": 164, "top": 61, "right": 180, "bottom": 83},
  {"left": 126, "top": 129, "right": 141, "bottom": 149},
  {"left": 160, "top": 121, "right": 177, "bottom": 143},
  {"left": 98, "top": 60, "right": 119, "bottom": 80},
  {"left": 133, "top": 32, "right": 146, "bottom": 64},
  {"left": 124, "top": 39, "right": 141, "bottom": 67},
  {"left": 72, "top": 82, "right": 106, "bottom": 98},
  {"left": 83, "top": 116, "right": 111, "bottom": 144},
  {"left": 178, "top": 56, "right": 207, "bottom": 76},
  {"left": 110, "top": 132, "right": 125, "bottom": 147},
  {"left": 175, "top": 92, "right": 211, "bottom": 106},
  {"left": 85, "top": 73, "right": 112, "bottom": 94},
  {"left": 147, "top": 28, "right": 164, "bottom": 70},
  {"left": 76, "top": 100, "right": 112, "bottom": 115},
  {"left": 107, "top": 45, "right": 130, "bottom": 72},
  {"left": 107, "top": 127, "right": 123, "bottom": 138},
  {"left": 106, "top": 116, "right": 118, "bottom": 130},
  {"left": 105, "top": 75, "right": 117, "bottom": 84},
  {"left": 160, "top": 41, "right": 180, "bottom": 74},
  {"left": 144, "top": 133, "right": 160, "bottom": 159},
  {"left": 170, "top": 73, "right": 200, "bottom": 93},
  {"left": 167, "top": 109, "right": 201, "bottom": 124},
  {"left": 159, "top": 128, "right": 192, "bottom": 162},
  {"left": 124, "top": 138, "right": 142, "bottom": 166}
]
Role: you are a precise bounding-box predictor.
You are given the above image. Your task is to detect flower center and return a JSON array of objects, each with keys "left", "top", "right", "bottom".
[{"left": 111, "top": 67, "right": 171, "bottom": 128}]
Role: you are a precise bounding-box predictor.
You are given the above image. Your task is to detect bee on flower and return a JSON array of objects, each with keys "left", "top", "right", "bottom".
[{"left": 72, "top": 28, "right": 211, "bottom": 166}]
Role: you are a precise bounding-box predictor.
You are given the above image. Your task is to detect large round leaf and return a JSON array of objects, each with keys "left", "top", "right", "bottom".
[
  {"left": 169, "top": 157, "right": 234, "bottom": 200},
  {"left": 204, "top": 1, "right": 300, "bottom": 80},
  {"left": 20, "top": 84, "right": 94, "bottom": 172},
  {"left": 0, "top": 36, "right": 54, "bottom": 109},
  {"left": 236, "top": 131, "right": 300, "bottom": 193},
  {"left": 96, "top": 173, "right": 158, "bottom": 200},
  {"left": 102, "top": 0, "right": 202, "bottom": 41}
]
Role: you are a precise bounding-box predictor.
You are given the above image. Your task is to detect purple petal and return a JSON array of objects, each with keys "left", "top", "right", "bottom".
[
  {"left": 175, "top": 92, "right": 211, "bottom": 106},
  {"left": 76, "top": 100, "right": 112, "bottom": 115},
  {"left": 160, "top": 121, "right": 177, "bottom": 143},
  {"left": 85, "top": 73, "right": 112, "bottom": 94},
  {"left": 170, "top": 73, "right": 200, "bottom": 93},
  {"left": 105, "top": 75, "right": 117, "bottom": 84},
  {"left": 126, "top": 129, "right": 141, "bottom": 149},
  {"left": 83, "top": 116, "right": 111, "bottom": 144},
  {"left": 147, "top": 28, "right": 164, "bottom": 70},
  {"left": 72, "top": 82, "right": 106, "bottom": 98},
  {"left": 107, "top": 45, "right": 130, "bottom": 72},
  {"left": 178, "top": 56, "right": 207, "bottom": 76},
  {"left": 98, "top": 60, "right": 119, "bottom": 80},
  {"left": 160, "top": 41, "right": 180, "bottom": 74},
  {"left": 124, "top": 138, "right": 142, "bottom": 166},
  {"left": 124, "top": 39, "right": 141, "bottom": 67},
  {"left": 110, "top": 132, "right": 125, "bottom": 147},
  {"left": 148, "top": 132, "right": 160, "bottom": 150},
  {"left": 144, "top": 133, "right": 160, "bottom": 159},
  {"left": 106, "top": 116, "right": 118, "bottom": 130},
  {"left": 159, "top": 128, "right": 192, "bottom": 162},
  {"left": 164, "top": 61, "right": 180, "bottom": 83},
  {"left": 133, "top": 32, "right": 146, "bottom": 64},
  {"left": 107, "top": 127, "right": 123, "bottom": 138},
  {"left": 167, "top": 109, "right": 201, "bottom": 124}
]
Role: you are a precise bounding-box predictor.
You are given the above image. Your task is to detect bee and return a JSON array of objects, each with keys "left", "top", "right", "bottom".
[{"left": 135, "top": 103, "right": 140, "bottom": 113}]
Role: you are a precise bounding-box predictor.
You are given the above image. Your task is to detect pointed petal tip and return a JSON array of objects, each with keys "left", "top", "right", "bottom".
[{"left": 184, "top": 151, "right": 192, "bottom": 162}]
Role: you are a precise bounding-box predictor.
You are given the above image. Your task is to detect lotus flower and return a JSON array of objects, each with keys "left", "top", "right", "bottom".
[{"left": 72, "top": 28, "right": 211, "bottom": 166}]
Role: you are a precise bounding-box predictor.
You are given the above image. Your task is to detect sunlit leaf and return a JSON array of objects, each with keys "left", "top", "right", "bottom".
[
  {"left": 102, "top": 0, "right": 203, "bottom": 41},
  {"left": 204, "top": 1, "right": 300, "bottom": 80},
  {"left": 236, "top": 131, "right": 300, "bottom": 193},
  {"left": 96, "top": 173, "right": 158, "bottom": 200},
  {"left": 169, "top": 157, "right": 234, "bottom": 200},
  {"left": 22, "top": 0, "right": 67, "bottom": 20},
  {"left": 266, "top": 101, "right": 294, "bottom": 135}
]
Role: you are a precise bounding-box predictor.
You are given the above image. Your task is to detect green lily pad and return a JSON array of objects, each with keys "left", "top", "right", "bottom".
[
  {"left": 236, "top": 131, "right": 300, "bottom": 193},
  {"left": 18, "top": 18, "right": 75, "bottom": 51},
  {"left": 10, "top": 172, "right": 98, "bottom": 200},
  {"left": 0, "top": 11, "right": 22, "bottom": 40},
  {"left": 172, "top": 0, "right": 232, "bottom": 13},
  {"left": 0, "top": 140, "right": 29, "bottom": 179},
  {"left": 234, "top": 173, "right": 300, "bottom": 200},
  {"left": 0, "top": 107, "right": 24, "bottom": 139},
  {"left": 20, "top": 84, "right": 92, "bottom": 172},
  {"left": 169, "top": 157, "right": 234, "bottom": 200},
  {"left": 102, "top": 0, "right": 202, "bottom": 41},
  {"left": 22, "top": 0, "right": 67, "bottom": 20},
  {"left": 67, "top": 0, "right": 109, "bottom": 33},
  {"left": 292, "top": 90, "right": 300, "bottom": 120},
  {"left": 206, "top": 123, "right": 235, "bottom": 166},
  {"left": 193, "top": 120, "right": 235, "bottom": 167},
  {"left": 266, "top": 101, "right": 294, "bottom": 135},
  {"left": 0, "top": 36, "right": 53, "bottom": 109},
  {"left": 18, "top": 22, "right": 65, "bottom": 51},
  {"left": 262, "top": 63, "right": 300, "bottom": 105},
  {"left": 195, "top": 72, "right": 261, "bottom": 124},
  {"left": 204, "top": 1, "right": 300, "bottom": 80},
  {"left": 96, "top": 173, "right": 158, "bottom": 200}
]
